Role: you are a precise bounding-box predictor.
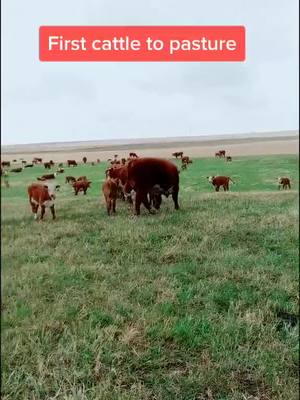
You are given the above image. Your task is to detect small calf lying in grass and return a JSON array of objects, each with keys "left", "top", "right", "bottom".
[{"left": 102, "top": 178, "right": 119, "bottom": 215}]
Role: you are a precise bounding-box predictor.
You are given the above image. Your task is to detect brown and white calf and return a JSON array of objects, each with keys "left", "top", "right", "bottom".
[
  {"left": 207, "top": 176, "right": 234, "bottom": 191},
  {"left": 73, "top": 179, "right": 91, "bottom": 195},
  {"left": 102, "top": 178, "right": 119, "bottom": 215},
  {"left": 28, "top": 182, "right": 60, "bottom": 220}
]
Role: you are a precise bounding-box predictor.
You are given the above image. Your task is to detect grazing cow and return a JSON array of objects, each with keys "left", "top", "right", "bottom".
[
  {"left": 65, "top": 176, "right": 76, "bottom": 184},
  {"left": 219, "top": 150, "right": 226, "bottom": 158},
  {"left": 226, "top": 156, "right": 232, "bottom": 162},
  {"left": 102, "top": 178, "right": 119, "bottom": 215},
  {"left": 33, "top": 157, "right": 42, "bottom": 164},
  {"left": 27, "top": 182, "right": 60, "bottom": 220},
  {"left": 56, "top": 168, "right": 64, "bottom": 174},
  {"left": 67, "top": 160, "right": 78, "bottom": 167},
  {"left": 37, "top": 173, "right": 57, "bottom": 181},
  {"left": 172, "top": 151, "right": 183, "bottom": 159},
  {"left": 73, "top": 180, "right": 91, "bottom": 195},
  {"left": 181, "top": 156, "right": 192, "bottom": 164},
  {"left": 278, "top": 177, "right": 291, "bottom": 190},
  {"left": 44, "top": 162, "right": 51, "bottom": 169},
  {"left": 49, "top": 160, "right": 55, "bottom": 166},
  {"left": 129, "top": 152, "right": 138, "bottom": 158},
  {"left": 215, "top": 152, "right": 221, "bottom": 158},
  {"left": 1, "top": 161, "right": 10, "bottom": 167},
  {"left": 21, "top": 160, "right": 27, "bottom": 165},
  {"left": 82, "top": 156, "right": 87, "bottom": 164},
  {"left": 207, "top": 176, "right": 234, "bottom": 191},
  {"left": 125, "top": 157, "right": 180, "bottom": 215},
  {"left": 10, "top": 167, "right": 23, "bottom": 173},
  {"left": 24, "top": 164, "right": 34, "bottom": 168}
]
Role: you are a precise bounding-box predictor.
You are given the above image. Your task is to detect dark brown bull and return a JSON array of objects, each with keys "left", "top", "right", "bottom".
[
  {"left": 219, "top": 150, "right": 226, "bottom": 158},
  {"left": 125, "top": 157, "right": 180, "bottom": 215},
  {"left": 1, "top": 161, "right": 11, "bottom": 167}
]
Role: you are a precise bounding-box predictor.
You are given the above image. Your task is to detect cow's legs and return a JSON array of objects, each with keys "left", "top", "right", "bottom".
[
  {"left": 135, "top": 190, "right": 143, "bottom": 215},
  {"left": 40, "top": 205, "right": 46, "bottom": 220},
  {"left": 215, "top": 186, "right": 220, "bottom": 192},
  {"left": 50, "top": 205, "right": 56, "bottom": 220},
  {"left": 30, "top": 202, "right": 39, "bottom": 220},
  {"left": 112, "top": 198, "right": 116, "bottom": 213},
  {"left": 171, "top": 187, "right": 179, "bottom": 210}
]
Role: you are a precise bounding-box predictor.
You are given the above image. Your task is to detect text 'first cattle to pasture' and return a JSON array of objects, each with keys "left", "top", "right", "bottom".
[{"left": 39, "top": 26, "right": 246, "bottom": 62}]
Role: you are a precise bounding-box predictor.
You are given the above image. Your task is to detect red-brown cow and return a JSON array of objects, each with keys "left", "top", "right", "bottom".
[
  {"left": 102, "top": 178, "right": 119, "bottom": 215},
  {"left": 125, "top": 158, "right": 180, "bottom": 215},
  {"left": 207, "top": 176, "right": 234, "bottom": 191},
  {"left": 67, "top": 160, "right": 78, "bottom": 167},
  {"left": 278, "top": 177, "right": 291, "bottom": 190},
  {"left": 219, "top": 150, "right": 226, "bottom": 158},
  {"left": 181, "top": 156, "right": 192, "bottom": 164},
  {"left": 107, "top": 165, "right": 130, "bottom": 201},
  {"left": 73, "top": 180, "right": 91, "bottom": 195},
  {"left": 172, "top": 151, "right": 183, "bottom": 159},
  {"left": 28, "top": 182, "right": 60, "bottom": 220},
  {"left": 32, "top": 157, "right": 42, "bottom": 164}
]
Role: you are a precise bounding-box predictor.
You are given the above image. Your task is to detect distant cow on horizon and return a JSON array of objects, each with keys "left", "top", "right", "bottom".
[{"left": 172, "top": 151, "right": 183, "bottom": 159}]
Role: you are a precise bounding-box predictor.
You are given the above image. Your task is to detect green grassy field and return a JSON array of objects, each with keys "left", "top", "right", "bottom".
[{"left": 1, "top": 154, "right": 299, "bottom": 400}]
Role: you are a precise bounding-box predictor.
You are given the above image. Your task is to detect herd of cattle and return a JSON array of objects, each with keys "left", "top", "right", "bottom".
[{"left": 1, "top": 151, "right": 293, "bottom": 220}]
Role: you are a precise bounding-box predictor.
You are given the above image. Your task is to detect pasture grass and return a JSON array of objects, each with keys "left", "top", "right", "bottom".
[{"left": 1, "top": 154, "right": 299, "bottom": 399}]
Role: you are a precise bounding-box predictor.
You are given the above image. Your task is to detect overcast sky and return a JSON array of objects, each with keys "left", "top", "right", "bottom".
[{"left": 1, "top": 0, "right": 299, "bottom": 145}]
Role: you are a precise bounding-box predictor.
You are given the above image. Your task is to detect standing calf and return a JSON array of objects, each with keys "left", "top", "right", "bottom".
[
  {"left": 28, "top": 183, "right": 60, "bottom": 220},
  {"left": 102, "top": 178, "right": 119, "bottom": 215},
  {"left": 207, "top": 176, "right": 234, "bottom": 191},
  {"left": 278, "top": 177, "right": 291, "bottom": 190}
]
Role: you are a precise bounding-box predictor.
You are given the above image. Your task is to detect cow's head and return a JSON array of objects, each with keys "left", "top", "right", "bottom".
[
  {"left": 277, "top": 177, "right": 283, "bottom": 184},
  {"left": 207, "top": 176, "right": 214, "bottom": 183}
]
